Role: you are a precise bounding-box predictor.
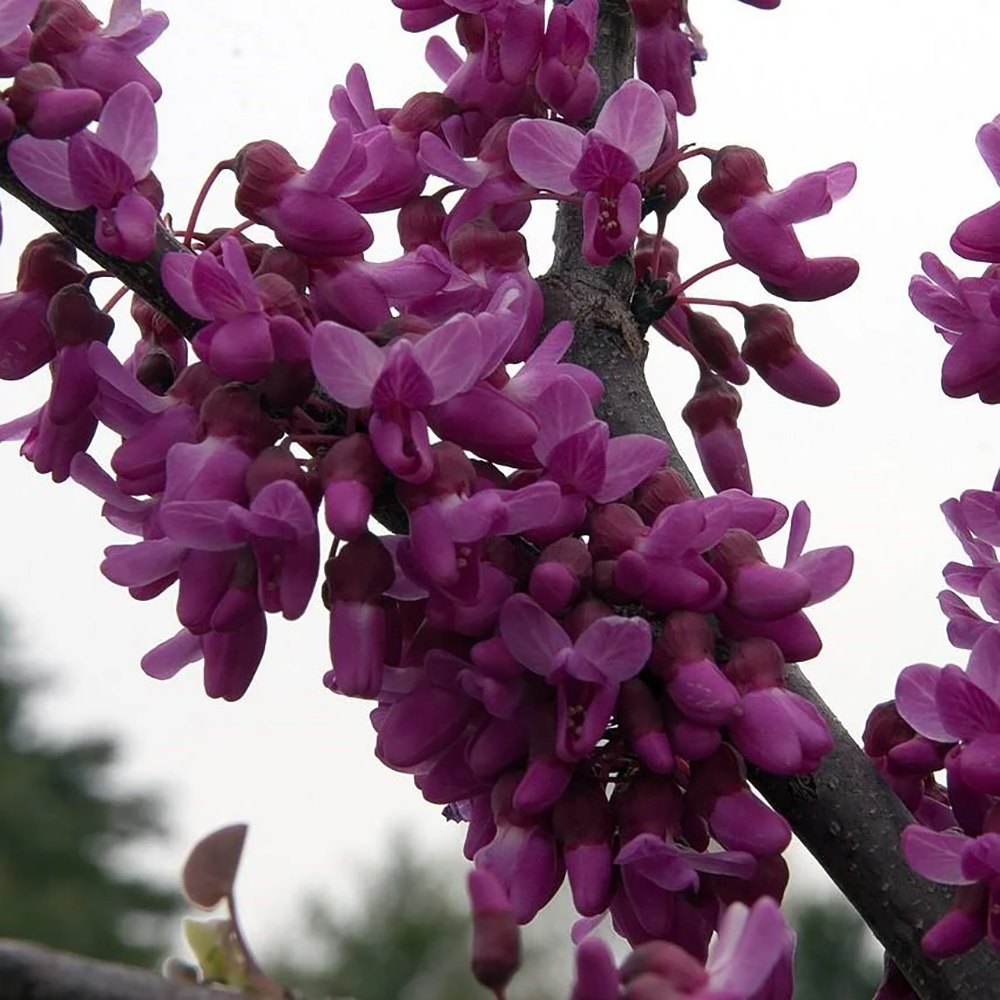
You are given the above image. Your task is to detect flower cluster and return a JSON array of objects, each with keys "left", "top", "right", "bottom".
[
  {"left": 875, "top": 111, "right": 1000, "bottom": 982},
  {"left": 0, "top": 1, "right": 860, "bottom": 996}
]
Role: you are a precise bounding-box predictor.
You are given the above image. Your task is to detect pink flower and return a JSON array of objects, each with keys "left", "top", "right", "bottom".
[
  {"left": 951, "top": 115, "right": 1000, "bottom": 262},
  {"left": 30, "top": 0, "right": 168, "bottom": 100},
  {"left": 508, "top": 79, "right": 668, "bottom": 265},
  {"left": 9, "top": 81, "right": 160, "bottom": 260},
  {"left": 162, "top": 237, "right": 310, "bottom": 383},
  {"left": 311, "top": 292, "right": 519, "bottom": 482},
  {"left": 698, "top": 146, "right": 859, "bottom": 302},
  {"left": 499, "top": 593, "right": 652, "bottom": 761}
]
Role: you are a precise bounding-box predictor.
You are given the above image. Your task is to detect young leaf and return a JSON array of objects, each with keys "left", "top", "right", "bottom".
[{"left": 181, "top": 822, "right": 248, "bottom": 908}]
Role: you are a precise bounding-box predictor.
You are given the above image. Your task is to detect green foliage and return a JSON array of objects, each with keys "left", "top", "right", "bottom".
[
  {"left": 790, "top": 894, "right": 882, "bottom": 1000},
  {"left": 272, "top": 838, "right": 559, "bottom": 1000},
  {"left": 0, "top": 618, "right": 178, "bottom": 966}
]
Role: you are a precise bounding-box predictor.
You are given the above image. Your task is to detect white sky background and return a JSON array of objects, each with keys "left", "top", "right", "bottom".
[{"left": 1, "top": 0, "right": 999, "bottom": 968}]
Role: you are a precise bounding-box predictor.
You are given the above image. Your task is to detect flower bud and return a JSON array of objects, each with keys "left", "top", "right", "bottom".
[{"left": 468, "top": 869, "right": 521, "bottom": 993}]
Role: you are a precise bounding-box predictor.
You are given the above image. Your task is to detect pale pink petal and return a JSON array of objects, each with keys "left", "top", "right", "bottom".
[
  {"left": 968, "top": 629, "right": 1000, "bottom": 703},
  {"left": 8, "top": 136, "right": 89, "bottom": 209},
  {"left": 159, "top": 499, "right": 251, "bottom": 550},
  {"left": 574, "top": 616, "right": 651, "bottom": 682},
  {"left": 901, "top": 826, "right": 975, "bottom": 885},
  {"left": 413, "top": 313, "right": 487, "bottom": 402},
  {"left": 95, "top": 81, "right": 157, "bottom": 178},
  {"left": 141, "top": 628, "right": 202, "bottom": 681},
  {"left": 499, "top": 593, "right": 570, "bottom": 677},
  {"left": 937, "top": 664, "right": 1000, "bottom": 740},
  {"left": 593, "top": 433, "right": 669, "bottom": 503},
  {"left": 593, "top": 79, "right": 665, "bottom": 171},
  {"left": 533, "top": 377, "right": 595, "bottom": 463},
  {"left": 312, "top": 320, "right": 384, "bottom": 408},
  {"left": 161, "top": 252, "right": 213, "bottom": 320},
  {"left": 707, "top": 897, "right": 792, "bottom": 994},
  {"left": 507, "top": 118, "right": 584, "bottom": 196},
  {"left": 895, "top": 662, "right": 953, "bottom": 742}
]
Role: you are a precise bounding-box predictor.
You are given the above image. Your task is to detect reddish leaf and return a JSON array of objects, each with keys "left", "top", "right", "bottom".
[{"left": 182, "top": 823, "right": 248, "bottom": 908}]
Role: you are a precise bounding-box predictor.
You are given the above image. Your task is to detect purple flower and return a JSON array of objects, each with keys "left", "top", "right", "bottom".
[
  {"left": 162, "top": 237, "right": 311, "bottom": 383},
  {"left": 951, "top": 116, "right": 1000, "bottom": 262},
  {"left": 30, "top": 0, "right": 168, "bottom": 101},
  {"left": 499, "top": 593, "right": 652, "bottom": 761},
  {"left": 311, "top": 295, "right": 518, "bottom": 483},
  {"left": 508, "top": 79, "right": 668, "bottom": 265},
  {"left": 10, "top": 81, "right": 159, "bottom": 260},
  {"left": 698, "top": 146, "right": 859, "bottom": 302},
  {"left": 628, "top": 0, "right": 706, "bottom": 116},
  {"left": 158, "top": 476, "right": 319, "bottom": 622},
  {"left": 233, "top": 123, "right": 380, "bottom": 257},
  {"left": 535, "top": 0, "right": 599, "bottom": 122},
  {"left": 909, "top": 252, "right": 1000, "bottom": 402},
  {"left": 902, "top": 823, "right": 1000, "bottom": 956}
]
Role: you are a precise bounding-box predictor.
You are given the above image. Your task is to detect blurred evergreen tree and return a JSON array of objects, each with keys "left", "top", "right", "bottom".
[
  {"left": 273, "top": 838, "right": 561, "bottom": 1000},
  {"left": 0, "top": 617, "right": 177, "bottom": 965},
  {"left": 790, "top": 894, "right": 882, "bottom": 1000}
]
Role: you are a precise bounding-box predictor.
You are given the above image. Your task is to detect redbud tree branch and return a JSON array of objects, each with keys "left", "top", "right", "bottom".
[
  {"left": 0, "top": 6, "right": 994, "bottom": 1000},
  {"left": 540, "top": 2, "right": 1000, "bottom": 998},
  {"left": 0, "top": 941, "right": 234, "bottom": 1000}
]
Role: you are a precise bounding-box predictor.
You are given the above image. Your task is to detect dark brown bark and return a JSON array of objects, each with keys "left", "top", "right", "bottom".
[
  {"left": 539, "top": 2, "right": 1000, "bottom": 997},
  {"left": 0, "top": 941, "right": 234, "bottom": 1000}
]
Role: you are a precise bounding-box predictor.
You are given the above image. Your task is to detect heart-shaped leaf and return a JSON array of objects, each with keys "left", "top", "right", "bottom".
[{"left": 182, "top": 823, "right": 248, "bottom": 908}]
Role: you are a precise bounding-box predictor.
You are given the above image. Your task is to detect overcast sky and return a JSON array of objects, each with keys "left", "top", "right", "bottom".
[{"left": 2, "top": 0, "right": 1000, "bottom": 967}]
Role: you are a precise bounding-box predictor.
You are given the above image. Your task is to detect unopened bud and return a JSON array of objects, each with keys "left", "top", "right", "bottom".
[
  {"left": 742, "top": 304, "right": 839, "bottom": 406},
  {"left": 682, "top": 372, "right": 751, "bottom": 493}
]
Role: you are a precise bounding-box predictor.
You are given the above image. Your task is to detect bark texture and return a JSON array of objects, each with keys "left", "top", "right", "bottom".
[
  {"left": 0, "top": 941, "right": 234, "bottom": 1000},
  {"left": 539, "top": 1, "right": 1000, "bottom": 996}
]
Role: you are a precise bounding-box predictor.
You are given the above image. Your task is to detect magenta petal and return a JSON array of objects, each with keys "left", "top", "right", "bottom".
[
  {"left": 895, "top": 663, "right": 953, "bottom": 742},
  {"left": 936, "top": 664, "right": 1000, "bottom": 740},
  {"left": 594, "top": 434, "right": 669, "bottom": 504},
  {"left": 710, "top": 792, "right": 791, "bottom": 856},
  {"left": 8, "top": 135, "right": 88, "bottom": 209},
  {"left": 793, "top": 545, "right": 854, "bottom": 606},
  {"left": 161, "top": 252, "right": 213, "bottom": 320},
  {"left": 95, "top": 80, "right": 157, "bottom": 178},
  {"left": 378, "top": 684, "right": 473, "bottom": 768},
  {"left": 67, "top": 131, "right": 133, "bottom": 206},
  {"left": 507, "top": 118, "right": 583, "bottom": 196},
  {"left": 159, "top": 499, "right": 250, "bottom": 550},
  {"left": 784, "top": 500, "right": 810, "bottom": 563},
  {"left": 953, "top": 202, "right": 1000, "bottom": 262},
  {"left": 901, "top": 826, "right": 974, "bottom": 885},
  {"left": 413, "top": 313, "right": 486, "bottom": 402},
  {"left": 667, "top": 659, "right": 740, "bottom": 726},
  {"left": 545, "top": 423, "right": 608, "bottom": 495},
  {"left": 141, "top": 628, "right": 202, "bottom": 681},
  {"left": 103, "top": 191, "right": 157, "bottom": 261},
  {"left": 102, "top": 538, "right": 184, "bottom": 586},
  {"left": 499, "top": 593, "right": 570, "bottom": 677},
  {"left": 707, "top": 898, "right": 793, "bottom": 995},
  {"left": 533, "top": 377, "right": 595, "bottom": 463},
  {"left": 202, "top": 612, "right": 266, "bottom": 701},
  {"left": 0, "top": 0, "right": 38, "bottom": 48},
  {"left": 593, "top": 78, "right": 665, "bottom": 172},
  {"left": 968, "top": 629, "right": 1000, "bottom": 703},
  {"left": 574, "top": 616, "right": 651, "bottom": 682},
  {"left": 330, "top": 600, "right": 385, "bottom": 698},
  {"left": 312, "top": 320, "right": 382, "bottom": 407},
  {"left": 197, "top": 313, "right": 274, "bottom": 381},
  {"left": 976, "top": 118, "right": 1000, "bottom": 184}
]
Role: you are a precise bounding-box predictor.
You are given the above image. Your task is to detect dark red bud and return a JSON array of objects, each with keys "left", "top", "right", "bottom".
[{"left": 47, "top": 284, "right": 114, "bottom": 348}]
